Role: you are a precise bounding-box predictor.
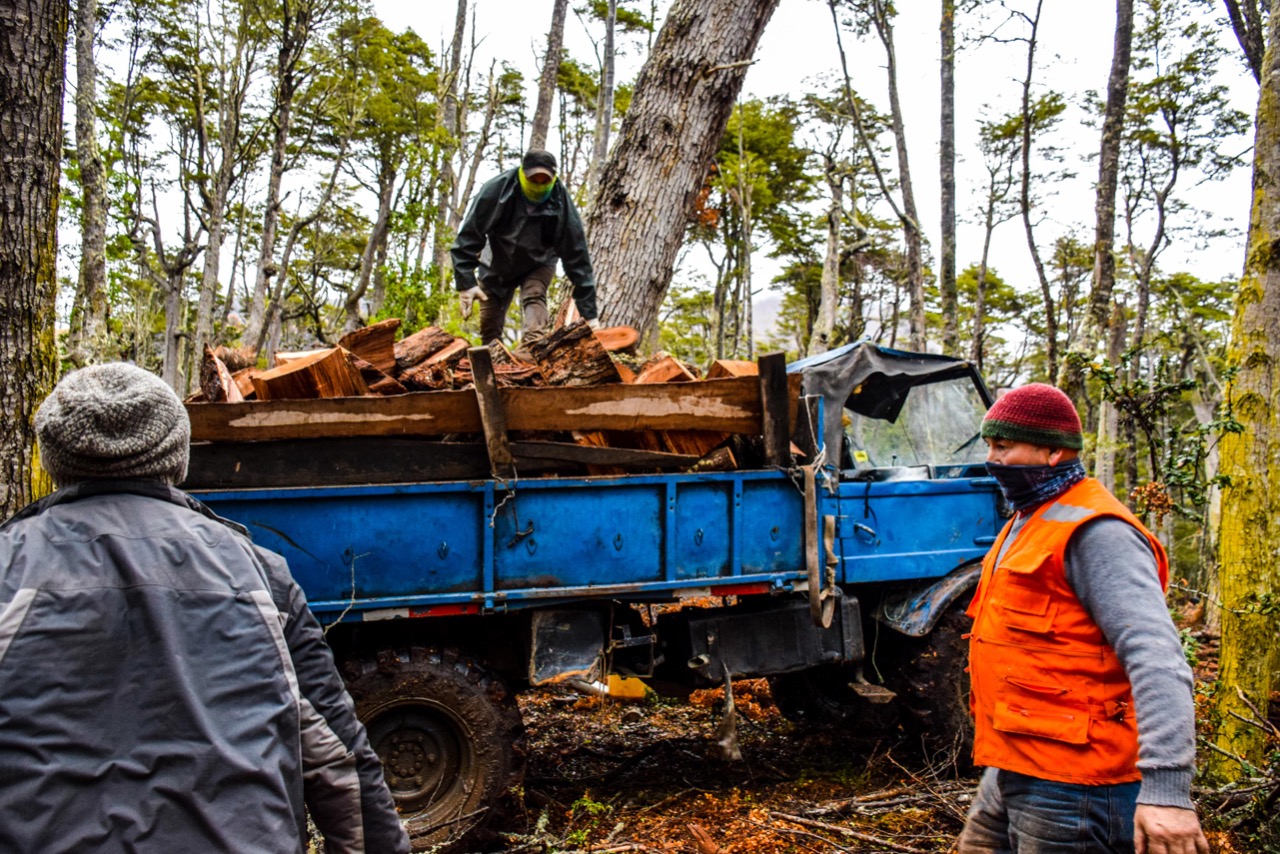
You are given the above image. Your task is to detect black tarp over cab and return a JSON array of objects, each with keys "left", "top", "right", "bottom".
[{"left": 787, "top": 341, "right": 993, "bottom": 472}]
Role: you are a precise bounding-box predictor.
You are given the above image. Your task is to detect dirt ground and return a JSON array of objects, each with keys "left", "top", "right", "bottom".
[{"left": 479, "top": 619, "right": 1276, "bottom": 854}]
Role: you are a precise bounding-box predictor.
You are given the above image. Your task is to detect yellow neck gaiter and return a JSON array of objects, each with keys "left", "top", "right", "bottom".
[{"left": 519, "top": 167, "right": 556, "bottom": 203}]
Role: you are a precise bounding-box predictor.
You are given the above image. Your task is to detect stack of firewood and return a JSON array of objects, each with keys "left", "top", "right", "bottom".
[
  {"left": 184, "top": 317, "right": 802, "bottom": 485},
  {"left": 194, "top": 318, "right": 655, "bottom": 403}
]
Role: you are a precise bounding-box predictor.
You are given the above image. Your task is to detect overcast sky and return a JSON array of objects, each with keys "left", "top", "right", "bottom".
[{"left": 370, "top": 0, "right": 1257, "bottom": 315}]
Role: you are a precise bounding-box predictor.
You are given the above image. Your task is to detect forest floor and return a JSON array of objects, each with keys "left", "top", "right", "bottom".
[{"left": 483, "top": 615, "right": 1277, "bottom": 854}]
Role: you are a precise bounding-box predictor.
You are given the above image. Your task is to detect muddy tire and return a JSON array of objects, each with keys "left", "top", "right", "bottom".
[
  {"left": 343, "top": 647, "right": 526, "bottom": 853},
  {"left": 768, "top": 665, "right": 902, "bottom": 733},
  {"left": 893, "top": 607, "right": 974, "bottom": 774}
]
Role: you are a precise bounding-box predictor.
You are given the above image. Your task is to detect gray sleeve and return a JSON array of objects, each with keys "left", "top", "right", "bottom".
[{"left": 1065, "top": 517, "right": 1196, "bottom": 809}]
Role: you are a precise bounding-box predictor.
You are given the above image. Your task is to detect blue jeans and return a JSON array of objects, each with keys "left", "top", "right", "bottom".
[{"left": 958, "top": 767, "right": 1139, "bottom": 853}]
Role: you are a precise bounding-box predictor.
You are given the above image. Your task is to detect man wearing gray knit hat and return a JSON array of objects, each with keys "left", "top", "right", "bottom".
[{"left": 0, "top": 363, "right": 409, "bottom": 853}]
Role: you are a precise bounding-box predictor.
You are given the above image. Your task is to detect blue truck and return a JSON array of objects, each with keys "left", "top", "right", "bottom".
[{"left": 184, "top": 341, "right": 1003, "bottom": 851}]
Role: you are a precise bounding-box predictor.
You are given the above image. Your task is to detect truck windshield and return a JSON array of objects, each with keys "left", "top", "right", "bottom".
[{"left": 844, "top": 377, "right": 988, "bottom": 470}]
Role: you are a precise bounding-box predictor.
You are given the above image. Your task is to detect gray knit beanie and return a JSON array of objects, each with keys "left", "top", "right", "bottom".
[{"left": 36, "top": 363, "right": 191, "bottom": 488}]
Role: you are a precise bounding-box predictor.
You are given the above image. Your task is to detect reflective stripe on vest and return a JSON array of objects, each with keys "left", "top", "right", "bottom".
[{"left": 965, "top": 477, "right": 1169, "bottom": 785}]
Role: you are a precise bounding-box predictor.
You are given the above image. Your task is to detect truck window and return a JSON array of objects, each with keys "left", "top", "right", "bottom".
[{"left": 843, "top": 377, "right": 988, "bottom": 471}]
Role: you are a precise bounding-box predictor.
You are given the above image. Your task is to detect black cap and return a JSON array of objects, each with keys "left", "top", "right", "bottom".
[{"left": 522, "top": 149, "right": 557, "bottom": 179}]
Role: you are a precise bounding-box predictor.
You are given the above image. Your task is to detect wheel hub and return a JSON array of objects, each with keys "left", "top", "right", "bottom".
[{"left": 368, "top": 705, "right": 470, "bottom": 812}]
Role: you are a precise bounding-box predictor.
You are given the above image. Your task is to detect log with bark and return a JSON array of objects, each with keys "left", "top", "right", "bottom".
[
  {"left": 199, "top": 344, "right": 243, "bottom": 403},
  {"left": 394, "top": 325, "right": 458, "bottom": 373},
  {"left": 398, "top": 338, "right": 470, "bottom": 390},
  {"left": 527, "top": 320, "right": 623, "bottom": 387}
]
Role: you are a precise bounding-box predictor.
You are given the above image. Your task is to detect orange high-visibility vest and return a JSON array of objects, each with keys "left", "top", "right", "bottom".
[{"left": 966, "top": 477, "right": 1169, "bottom": 785}]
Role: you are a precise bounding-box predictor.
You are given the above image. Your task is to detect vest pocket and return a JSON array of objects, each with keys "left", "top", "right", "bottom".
[
  {"left": 992, "top": 697, "right": 1089, "bottom": 744},
  {"left": 993, "top": 582, "right": 1055, "bottom": 634}
]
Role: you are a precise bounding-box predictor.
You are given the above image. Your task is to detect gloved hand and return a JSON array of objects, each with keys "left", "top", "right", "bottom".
[
  {"left": 459, "top": 286, "right": 488, "bottom": 319},
  {"left": 586, "top": 318, "right": 601, "bottom": 330}
]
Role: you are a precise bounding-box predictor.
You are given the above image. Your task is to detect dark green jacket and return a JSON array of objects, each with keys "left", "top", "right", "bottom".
[{"left": 451, "top": 167, "right": 598, "bottom": 319}]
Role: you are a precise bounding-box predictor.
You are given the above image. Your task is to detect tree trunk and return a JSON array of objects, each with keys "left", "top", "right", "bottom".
[
  {"left": 432, "top": 0, "right": 467, "bottom": 296},
  {"left": 531, "top": 0, "right": 570, "bottom": 150},
  {"left": 0, "top": 0, "right": 64, "bottom": 515},
  {"left": 812, "top": 164, "right": 843, "bottom": 356},
  {"left": 872, "top": 1, "right": 925, "bottom": 352},
  {"left": 243, "top": 0, "right": 312, "bottom": 355},
  {"left": 588, "top": 0, "right": 618, "bottom": 198},
  {"left": 68, "top": 0, "right": 107, "bottom": 367},
  {"left": 1209, "top": 0, "right": 1280, "bottom": 783},
  {"left": 589, "top": 0, "right": 780, "bottom": 335},
  {"left": 939, "top": 0, "right": 958, "bottom": 356},
  {"left": 1017, "top": 0, "right": 1058, "bottom": 381},
  {"left": 346, "top": 156, "right": 396, "bottom": 332}
]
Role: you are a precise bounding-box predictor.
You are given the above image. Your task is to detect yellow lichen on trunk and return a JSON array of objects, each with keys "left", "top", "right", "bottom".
[{"left": 1209, "top": 6, "right": 1280, "bottom": 783}]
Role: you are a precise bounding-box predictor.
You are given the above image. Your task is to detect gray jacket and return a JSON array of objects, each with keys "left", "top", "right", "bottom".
[{"left": 0, "top": 481, "right": 409, "bottom": 853}]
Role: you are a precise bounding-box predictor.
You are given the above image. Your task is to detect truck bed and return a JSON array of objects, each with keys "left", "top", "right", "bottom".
[{"left": 194, "top": 467, "right": 815, "bottom": 622}]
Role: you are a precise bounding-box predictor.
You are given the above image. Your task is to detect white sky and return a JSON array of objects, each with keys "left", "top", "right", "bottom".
[{"left": 370, "top": 0, "right": 1259, "bottom": 306}]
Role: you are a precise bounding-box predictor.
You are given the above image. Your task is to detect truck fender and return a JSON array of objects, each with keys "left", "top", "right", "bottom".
[{"left": 873, "top": 560, "right": 982, "bottom": 638}]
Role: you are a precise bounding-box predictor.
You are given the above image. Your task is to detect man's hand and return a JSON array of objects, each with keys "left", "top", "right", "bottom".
[
  {"left": 1134, "top": 804, "right": 1209, "bottom": 854},
  {"left": 586, "top": 318, "right": 601, "bottom": 330},
  {"left": 459, "top": 286, "right": 487, "bottom": 319}
]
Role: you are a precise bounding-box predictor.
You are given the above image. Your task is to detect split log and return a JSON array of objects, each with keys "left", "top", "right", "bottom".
[
  {"left": 399, "top": 338, "right": 470, "bottom": 390},
  {"left": 636, "top": 353, "right": 698, "bottom": 384},
  {"left": 250, "top": 347, "right": 369, "bottom": 401},
  {"left": 349, "top": 353, "right": 408, "bottom": 396},
  {"left": 593, "top": 325, "right": 639, "bottom": 353},
  {"left": 527, "top": 320, "right": 622, "bottom": 387},
  {"left": 706, "top": 359, "right": 757, "bottom": 379},
  {"left": 230, "top": 367, "right": 260, "bottom": 400},
  {"left": 339, "top": 318, "right": 400, "bottom": 375},
  {"left": 199, "top": 344, "right": 243, "bottom": 403},
  {"left": 394, "top": 325, "right": 457, "bottom": 373},
  {"left": 614, "top": 361, "right": 637, "bottom": 383},
  {"left": 273, "top": 348, "right": 330, "bottom": 367}
]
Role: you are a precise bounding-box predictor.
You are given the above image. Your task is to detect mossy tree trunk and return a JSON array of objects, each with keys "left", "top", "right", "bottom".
[
  {"left": 0, "top": 0, "right": 65, "bottom": 516},
  {"left": 1210, "top": 0, "right": 1280, "bottom": 784}
]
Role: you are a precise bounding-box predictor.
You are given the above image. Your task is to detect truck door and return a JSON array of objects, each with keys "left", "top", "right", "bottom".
[{"left": 833, "top": 375, "right": 1005, "bottom": 584}]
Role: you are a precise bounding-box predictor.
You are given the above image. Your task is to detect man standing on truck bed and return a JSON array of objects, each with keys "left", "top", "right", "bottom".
[
  {"left": 0, "top": 363, "right": 409, "bottom": 853},
  {"left": 959, "top": 383, "right": 1208, "bottom": 854},
  {"left": 451, "top": 149, "right": 600, "bottom": 343}
]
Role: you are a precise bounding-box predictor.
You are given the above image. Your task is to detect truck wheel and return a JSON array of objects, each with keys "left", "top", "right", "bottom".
[
  {"left": 768, "top": 665, "right": 901, "bottom": 732},
  {"left": 894, "top": 607, "right": 974, "bottom": 773},
  {"left": 344, "top": 647, "right": 526, "bottom": 852}
]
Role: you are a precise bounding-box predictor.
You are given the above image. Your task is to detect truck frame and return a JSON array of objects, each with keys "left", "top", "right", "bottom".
[{"left": 185, "top": 342, "right": 1003, "bottom": 851}]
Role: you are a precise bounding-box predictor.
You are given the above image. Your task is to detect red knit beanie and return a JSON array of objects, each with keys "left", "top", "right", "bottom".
[{"left": 981, "top": 383, "right": 1083, "bottom": 450}]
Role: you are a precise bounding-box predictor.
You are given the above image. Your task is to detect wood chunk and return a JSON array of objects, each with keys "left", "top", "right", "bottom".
[
  {"left": 230, "top": 368, "right": 260, "bottom": 400},
  {"left": 636, "top": 353, "right": 697, "bottom": 384},
  {"left": 212, "top": 344, "right": 257, "bottom": 372},
  {"left": 394, "top": 325, "right": 457, "bottom": 372},
  {"left": 707, "top": 359, "right": 757, "bottom": 379},
  {"left": 614, "top": 361, "right": 637, "bottom": 383},
  {"left": 399, "top": 338, "right": 470, "bottom": 389},
  {"left": 274, "top": 348, "right": 330, "bottom": 367},
  {"left": 593, "top": 325, "right": 639, "bottom": 353},
  {"left": 339, "top": 318, "right": 400, "bottom": 374},
  {"left": 453, "top": 340, "right": 545, "bottom": 389},
  {"left": 688, "top": 446, "right": 737, "bottom": 472},
  {"left": 199, "top": 344, "right": 243, "bottom": 403},
  {"left": 527, "top": 321, "right": 622, "bottom": 387},
  {"left": 349, "top": 353, "right": 408, "bottom": 396},
  {"left": 250, "top": 347, "right": 370, "bottom": 401}
]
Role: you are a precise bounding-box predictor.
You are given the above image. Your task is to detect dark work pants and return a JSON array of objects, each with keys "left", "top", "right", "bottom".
[{"left": 478, "top": 266, "right": 554, "bottom": 344}]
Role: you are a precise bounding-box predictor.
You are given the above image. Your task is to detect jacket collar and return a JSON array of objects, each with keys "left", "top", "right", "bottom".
[{"left": 2, "top": 479, "right": 250, "bottom": 537}]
